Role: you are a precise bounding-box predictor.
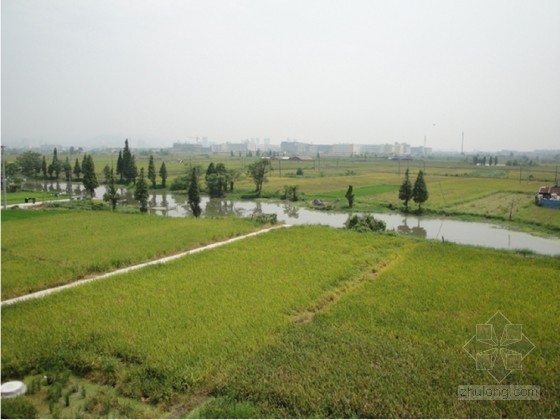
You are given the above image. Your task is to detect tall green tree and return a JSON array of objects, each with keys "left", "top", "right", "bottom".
[
  {"left": 103, "top": 168, "right": 120, "bottom": 210},
  {"left": 41, "top": 156, "right": 47, "bottom": 178},
  {"left": 122, "top": 139, "right": 137, "bottom": 184},
  {"left": 205, "top": 162, "right": 227, "bottom": 197},
  {"left": 134, "top": 168, "right": 149, "bottom": 212},
  {"left": 116, "top": 151, "right": 124, "bottom": 182},
  {"left": 187, "top": 168, "right": 202, "bottom": 217},
  {"left": 345, "top": 185, "right": 355, "bottom": 208},
  {"left": 398, "top": 168, "right": 413, "bottom": 211},
  {"left": 148, "top": 155, "right": 157, "bottom": 188},
  {"left": 412, "top": 170, "right": 429, "bottom": 211},
  {"left": 51, "top": 148, "right": 62, "bottom": 179},
  {"left": 73, "top": 157, "right": 81, "bottom": 180},
  {"left": 15, "top": 151, "right": 42, "bottom": 177},
  {"left": 247, "top": 159, "right": 269, "bottom": 196},
  {"left": 102, "top": 164, "right": 111, "bottom": 182},
  {"left": 63, "top": 157, "right": 72, "bottom": 182},
  {"left": 82, "top": 154, "right": 99, "bottom": 198},
  {"left": 159, "top": 162, "right": 167, "bottom": 188}
]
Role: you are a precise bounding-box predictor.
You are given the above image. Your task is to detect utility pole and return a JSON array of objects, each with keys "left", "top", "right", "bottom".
[
  {"left": 1, "top": 145, "right": 7, "bottom": 210},
  {"left": 461, "top": 131, "right": 464, "bottom": 155}
]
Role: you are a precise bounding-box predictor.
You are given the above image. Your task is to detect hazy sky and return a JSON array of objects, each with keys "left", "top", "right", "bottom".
[{"left": 2, "top": 0, "right": 559, "bottom": 151}]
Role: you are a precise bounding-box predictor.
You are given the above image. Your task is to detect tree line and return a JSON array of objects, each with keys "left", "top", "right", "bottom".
[{"left": 398, "top": 169, "right": 429, "bottom": 211}]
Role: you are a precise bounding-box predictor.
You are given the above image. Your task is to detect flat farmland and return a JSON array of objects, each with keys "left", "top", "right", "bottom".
[
  {"left": 1, "top": 210, "right": 260, "bottom": 299},
  {"left": 2, "top": 225, "right": 558, "bottom": 417}
]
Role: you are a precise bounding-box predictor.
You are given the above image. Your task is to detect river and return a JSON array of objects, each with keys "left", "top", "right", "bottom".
[{"left": 22, "top": 181, "right": 560, "bottom": 256}]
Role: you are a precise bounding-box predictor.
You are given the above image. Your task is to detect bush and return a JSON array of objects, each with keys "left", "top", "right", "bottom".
[
  {"left": 251, "top": 212, "right": 277, "bottom": 225},
  {"left": 1, "top": 397, "right": 38, "bottom": 419},
  {"left": 345, "top": 214, "right": 386, "bottom": 233},
  {"left": 169, "top": 176, "right": 189, "bottom": 191}
]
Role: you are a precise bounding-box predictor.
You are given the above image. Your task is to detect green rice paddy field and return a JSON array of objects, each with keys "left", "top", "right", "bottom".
[
  {"left": 0, "top": 210, "right": 260, "bottom": 299},
  {"left": 1, "top": 215, "right": 559, "bottom": 418}
]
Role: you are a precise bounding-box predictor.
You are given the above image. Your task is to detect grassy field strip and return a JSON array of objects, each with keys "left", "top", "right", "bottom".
[
  {"left": 1, "top": 225, "right": 291, "bottom": 307},
  {"left": 1, "top": 211, "right": 265, "bottom": 299}
]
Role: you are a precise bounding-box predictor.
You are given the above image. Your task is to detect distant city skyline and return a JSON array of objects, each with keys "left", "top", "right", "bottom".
[{"left": 2, "top": 0, "right": 559, "bottom": 153}]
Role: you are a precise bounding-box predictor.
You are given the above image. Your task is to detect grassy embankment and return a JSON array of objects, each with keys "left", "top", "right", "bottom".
[
  {"left": 2, "top": 222, "right": 559, "bottom": 417},
  {"left": 0, "top": 209, "right": 261, "bottom": 300}
]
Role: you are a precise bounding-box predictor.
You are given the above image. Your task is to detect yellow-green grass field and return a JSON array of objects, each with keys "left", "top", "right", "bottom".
[
  {"left": 2, "top": 225, "right": 559, "bottom": 418},
  {"left": 0, "top": 210, "right": 261, "bottom": 299}
]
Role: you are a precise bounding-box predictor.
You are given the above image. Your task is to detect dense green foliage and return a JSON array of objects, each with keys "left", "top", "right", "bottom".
[
  {"left": 398, "top": 168, "right": 413, "bottom": 210},
  {"left": 1, "top": 211, "right": 260, "bottom": 299},
  {"left": 188, "top": 168, "right": 202, "bottom": 217},
  {"left": 159, "top": 161, "right": 167, "bottom": 188},
  {"left": 14, "top": 151, "right": 42, "bottom": 177},
  {"left": 412, "top": 169, "right": 429, "bottom": 210},
  {"left": 148, "top": 155, "right": 157, "bottom": 188},
  {"left": 344, "top": 214, "right": 386, "bottom": 232},
  {"left": 103, "top": 168, "right": 120, "bottom": 210},
  {"left": 133, "top": 168, "right": 149, "bottom": 212},
  {"left": 247, "top": 159, "right": 269, "bottom": 195},
  {"left": 1, "top": 396, "right": 38, "bottom": 418},
  {"left": 81, "top": 154, "right": 99, "bottom": 197},
  {"left": 345, "top": 185, "right": 355, "bottom": 208}
]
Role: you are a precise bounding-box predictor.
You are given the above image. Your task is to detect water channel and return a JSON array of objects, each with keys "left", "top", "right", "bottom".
[{"left": 22, "top": 181, "right": 560, "bottom": 256}]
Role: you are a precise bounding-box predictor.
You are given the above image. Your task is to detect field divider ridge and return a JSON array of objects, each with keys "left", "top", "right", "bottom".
[{"left": 1, "top": 224, "right": 291, "bottom": 307}]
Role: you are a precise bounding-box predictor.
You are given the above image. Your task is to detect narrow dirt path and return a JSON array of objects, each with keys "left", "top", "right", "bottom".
[{"left": 1, "top": 225, "right": 290, "bottom": 307}]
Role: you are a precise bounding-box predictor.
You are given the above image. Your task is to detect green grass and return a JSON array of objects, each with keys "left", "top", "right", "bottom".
[
  {"left": 213, "top": 242, "right": 560, "bottom": 418},
  {"left": 1, "top": 227, "right": 405, "bottom": 404},
  {"left": 0, "top": 210, "right": 261, "bottom": 299},
  {"left": 2, "top": 225, "right": 559, "bottom": 417}
]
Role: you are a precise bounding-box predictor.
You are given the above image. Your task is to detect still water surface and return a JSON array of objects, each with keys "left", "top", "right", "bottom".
[{"left": 26, "top": 181, "right": 560, "bottom": 256}]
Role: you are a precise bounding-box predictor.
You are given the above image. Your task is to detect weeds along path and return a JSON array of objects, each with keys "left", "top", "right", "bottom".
[{"left": 1, "top": 225, "right": 291, "bottom": 307}]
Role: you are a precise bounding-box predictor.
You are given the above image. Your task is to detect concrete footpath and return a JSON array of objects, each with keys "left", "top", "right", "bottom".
[{"left": 1, "top": 225, "right": 290, "bottom": 307}]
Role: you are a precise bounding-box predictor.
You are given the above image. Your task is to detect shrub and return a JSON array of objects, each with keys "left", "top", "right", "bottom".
[
  {"left": 345, "top": 214, "right": 386, "bottom": 233},
  {"left": 169, "top": 176, "right": 189, "bottom": 191},
  {"left": 1, "top": 397, "right": 38, "bottom": 419}
]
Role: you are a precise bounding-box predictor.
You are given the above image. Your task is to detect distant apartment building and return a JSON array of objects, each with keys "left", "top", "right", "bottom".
[
  {"left": 281, "top": 141, "right": 310, "bottom": 155},
  {"left": 359, "top": 144, "right": 384, "bottom": 155},
  {"left": 410, "top": 146, "right": 432, "bottom": 156},
  {"left": 332, "top": 143, "right": 359, "bottom": 156},
  {"left": 221, "top": 142, "right": 249, "bottom": 154},
  {"left": 392, "top": 142, "right": 411, "bottom": 155},
  {"left": 172, "top": 142, "right": 211, "bottom": 153}
]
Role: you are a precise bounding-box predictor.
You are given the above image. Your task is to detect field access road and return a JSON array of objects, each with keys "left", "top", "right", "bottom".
[{"left": 1, "top": 225, "right": 290, "bottom": 307}]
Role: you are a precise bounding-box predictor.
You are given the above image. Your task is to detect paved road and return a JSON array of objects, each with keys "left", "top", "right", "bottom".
[{"left": 1, "top": 225, "right": 290, "bottom": 307}]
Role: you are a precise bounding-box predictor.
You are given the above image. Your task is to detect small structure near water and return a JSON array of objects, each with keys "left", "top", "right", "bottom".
[{"left": 535, "top": 185, "right": 560, "bottom": 209}]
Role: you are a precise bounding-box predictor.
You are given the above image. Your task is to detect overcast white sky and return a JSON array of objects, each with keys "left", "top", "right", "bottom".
[{"left": 2, "top": 0, "right": 559, "bottom": 151}]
